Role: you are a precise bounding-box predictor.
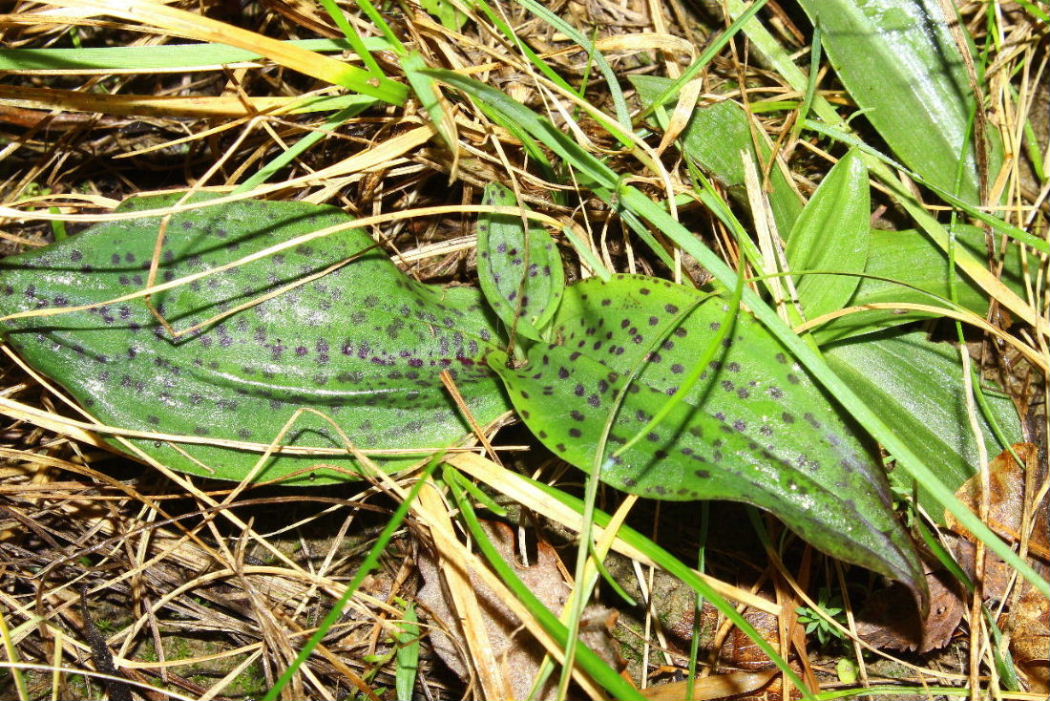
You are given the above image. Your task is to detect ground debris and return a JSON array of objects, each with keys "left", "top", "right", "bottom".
[
  {"left": 857, "top": 443, "right": 1049, "bottom": 654},
  {"left": 416, "top": 520, "right": 622, "bottom": 700}
]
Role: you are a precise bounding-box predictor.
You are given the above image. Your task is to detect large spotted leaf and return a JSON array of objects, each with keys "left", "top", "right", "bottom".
[
  {"left": 489, "top": 275, "right": 920, "bottom": 586},
  {"left": 0, "top": 195, "right": 509, "bottom": 484}
]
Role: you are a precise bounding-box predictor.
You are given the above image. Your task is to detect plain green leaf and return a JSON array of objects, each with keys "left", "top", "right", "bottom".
[
  {"left": 814, "top": 224, "right": 1027, "bottom": 343},
  {"left": 489, "top": 275, "right": 920, "bottom": 588},
  {"left": 824, "top": 330, "right": 1022, "bottom": 522},
  {"left": 786, "top": 148, "right": 870, "bottom": 321},
  {"left": 796, "top": 0, "right": 992, "bottom": 203},
  {"left": 0, "top": 195, "right": 509, "bottom": 483},
  {"left": 402, "top": 51, "right": 457, "bottom": 152},
  {"left": 421, "top": 0, "right": 467, "bottom": 29},
  {"left": 629, "top": 74, "right": 803, "bottom": 236},
  {"left": 476, "top": 184, "right": 564, "bottom": 341}
]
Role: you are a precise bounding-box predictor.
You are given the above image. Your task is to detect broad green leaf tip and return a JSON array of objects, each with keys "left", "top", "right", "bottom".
[
  {"left": 787, "top": 148, "right": 870, "bottom": 321},
  {"left": 488, "top": 275, "right": 921, "bottom": 589},
  {"left": 796, "top": 0, "right": 990, "bottom": 204}
]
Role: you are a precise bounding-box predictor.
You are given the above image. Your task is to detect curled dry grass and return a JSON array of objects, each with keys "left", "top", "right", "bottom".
[{"left": 0, "top": 0, "right": 1047, "bottom": 699}]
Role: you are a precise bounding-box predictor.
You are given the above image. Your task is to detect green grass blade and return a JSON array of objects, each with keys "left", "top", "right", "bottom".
[
  {"left": 790, "top": 21, "right": 823, "bottom": 143},
  {"left": 424, "top": 69, "right": 616, "bottom": 189},
  {"left": 317, "top": 0, "right": 386, "bottom": 76},
  {"left": 353, "top": 0, "right": 407, "bottom": 54},
  {"left": 515, "top": 0, "right": 631, "bottom": 131},
  {"left": 515, "top": 472, "right": 814, "bottom": 699},
  {"left": 468, "top": 0, "right": 580, "bottom": 99},
  {"left": 235, "top": 101, "right": 375, "bottom": 194},
  {"left": 402, "top": 51, "right": 458, "bottom": 151},
  {"left": 635, "top": 0, "right": 770, "bottom": 120},
  {"left": 394, "top": 602, "right": 420, "bottom": 700}
]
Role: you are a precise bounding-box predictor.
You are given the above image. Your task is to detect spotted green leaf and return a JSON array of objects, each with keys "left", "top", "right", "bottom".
[
  {"left": 0, "top": 195, "right": 509, "bottom": 484},
  {"left": 488, "top": 275, "right": 920, "bottom": 586},
  {"left": 477, "top": 183, "right": 564, "bottom": 341}
]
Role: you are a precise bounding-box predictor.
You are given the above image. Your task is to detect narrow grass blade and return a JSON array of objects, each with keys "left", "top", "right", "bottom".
[
  {"left": 395, "top": 603, "right": 420, "bottom": 701},
  {"left": 635, "top": 0, "right": 770, "bottom": 119},
  {"left": 317, "top": 0, "right": 386, "bottom": 76},
  {"left": 516, "top": 0, "right": 631, "bottom": 130},
  {"left": 468, "top": 0, "right": 579, "bottom": 100},
  {"left": 445, "top": 469, "right": 648, "bottom": 701},
  {"left": 47, "top": 0, "right": 407, "bottom": 104},
  {"left": 235, "top": 102, "right": 375, "bottom": 194},
  {"left": 402, "top": 51, "right": 458, "bottom": 152},
  {"left": 0, "top": 38, "right": 390, "bottom": 73},
  {"left": 263, "top": 459, "right": 442, "bottom": 701}
]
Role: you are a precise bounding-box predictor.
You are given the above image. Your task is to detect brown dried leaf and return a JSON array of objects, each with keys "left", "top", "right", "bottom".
[
  {"left": 856, "top": 565, "right": 965, "bottom": 653},
  {"left": 720, "top": 609, "right": 780, "bottom": 671},
  {"left": 946, "top": 443, "right": 1049, "bottom": 560},
  {"left": 720, "top": 609, "right": 807, "bottom": 701},
  {"left": 416, "top": 520, "right": 621, "bottom": 700},
  {"left": 946, "top": 533, "right": 1016, "bottom": 602},
  {"left": 1009, "top": 578, "right": 1050, "bottom": 694},
  {"left": 859, "top": 443, "right": 1049, "bottom": 654},
  {"left": 666, "top": 600, "right": 801, "bottom": 701},
  {"left": 641, "top": 669, "right": 777, "bottom": 701}
]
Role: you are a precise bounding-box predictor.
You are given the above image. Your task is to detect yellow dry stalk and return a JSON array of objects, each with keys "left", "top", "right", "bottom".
[{"left": 40, "top": 0, "right": 404, "bottom": 102}]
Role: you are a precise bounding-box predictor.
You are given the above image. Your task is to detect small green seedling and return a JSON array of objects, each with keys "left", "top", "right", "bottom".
[{"left": 796, "top": 588, "right": 849, "bottom": 648}]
